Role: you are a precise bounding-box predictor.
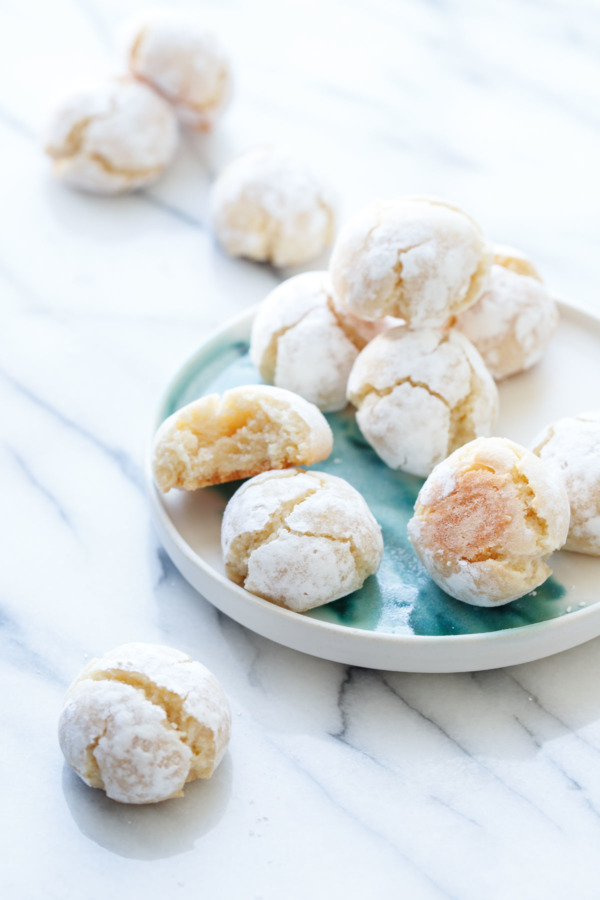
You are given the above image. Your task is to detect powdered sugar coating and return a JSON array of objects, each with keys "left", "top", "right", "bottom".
[
  {"left": 347, "top": 326, "right": 498, "bottom": 477},
  {"left": 532, "top": 412, "right": 600, "bottom": 555},
  {"left": 455, "top": 247, "right": 558, "bottom": 380},
  {"left": 222, "top": 468, "right": 383, "bottom": 612},
  {"left": 210, "top": 146, "right": 336, "bottom": 267},
  {"left": 123, "top": 10, "right": 232, "bottom": 131},
  {"left": 43, "top": 77, "right": 178, "bottom": 194},
  {"left": 408, "top": 437, "right": 570, "bottom": 606},
  {"left": 58, "top": 643, "right": 231, "bottom": 804},
  {"left": 250, "top": 271, "right": 388, "bottom": 411},
  {"left": 329, "top": 196, "right": 492, "bottom": 326}
]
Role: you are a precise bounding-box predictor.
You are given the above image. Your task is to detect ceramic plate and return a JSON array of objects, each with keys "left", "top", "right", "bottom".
[{"left": 147, "top": 301, "right": 600, "bottom": 672}]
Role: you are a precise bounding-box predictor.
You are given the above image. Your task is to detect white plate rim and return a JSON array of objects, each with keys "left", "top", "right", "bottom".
[{"left": 146, "top": 299, "right": 600, "bottom": 672}]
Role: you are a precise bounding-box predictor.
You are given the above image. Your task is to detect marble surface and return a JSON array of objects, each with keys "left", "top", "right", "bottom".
[{"left": 3, "top": 0, "right": 600, "bottom": 897}]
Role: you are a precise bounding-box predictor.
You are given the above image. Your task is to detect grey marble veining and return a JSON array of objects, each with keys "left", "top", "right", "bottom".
[{"left": 3, "top": 1, "right": 600, "bottom": 898}]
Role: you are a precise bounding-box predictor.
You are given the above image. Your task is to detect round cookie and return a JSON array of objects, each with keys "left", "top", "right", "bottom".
[
  {"left": 347, "top": 326, "right": 498, "bottom": 477},
  {"left": 408, "top": 437, "right": 570, "bottom": 607},
  {"left": 329, "top": 196, "right": 491, "bottom": 326},
  {"left": 210, "top": 146, "right": 336, "bottom": 267},
  {"left": 43, "top": 77, "right": 178, "bottom": 194},
  {"left": 123, "top": 10, "right": 232, "bottom": 131},
  {"left": 222, "top": 468, "right": 383, "bottom": 612},
  {"left": 152, "top": 384, "right": 333, "bottom": 492},
  {"left": 58, "top": 643, "right": 231, "bottom": 804},
  {"left": 455, "top": 245, "right": 558, "bottom": 380},
  {"left": 532, "top": 412, "right": 600, "bottom": 555},
  {"left": 250, "top": 271, "right": 387, "bottom": 412}
]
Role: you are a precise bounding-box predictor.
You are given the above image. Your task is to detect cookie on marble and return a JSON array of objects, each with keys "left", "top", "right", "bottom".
[
  {"left": 222, "top": 468, "right": 383, "bottom": 612},
  {"left": 250, "top": 271, "right": 388, "bottom": 412},
  {"left": 152, "top": 384, "right": 333, "bottom": 492},
  {"left": 329, "top": 196, "right": 492, "bottom": 326},
  {"left": 210, "top": 146, "right": 336, "bottom": 267},
  {"left": 455, "top": 245, "right": 558, "bottom": 380},
  {"left": 532, "top": 412, "right": 600, "bottom": 555},
  {"left": 123, "top": 10, "right": 232, "bottom": 131},
  {"left": 43, "top": 77, "right": 178, "bottom": 194},
  {"left": 58, "top": 643, "right": 231, "bottom": 804},
  {"left": 347, "top": 325, "right": 498, "bottom": 477},
  {"left": 408, "top": 437, "right": 570, "bottom": 607}
]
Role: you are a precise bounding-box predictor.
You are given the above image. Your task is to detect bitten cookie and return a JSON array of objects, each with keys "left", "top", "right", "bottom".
[
  {"left": 250, "top": 271, "right": 387, "bottom": 412},
  {"left": 58, "top": 643, "right": 231, "bottom": 804},
  {"left": 532, "top": 412, "right": 600, "bottom": 555},
  {"left": 408, "top": 437, "right": 570, "bottom": 606},
  {"left": 455, "top": 245, "right": 558, "bottom": 380},
  {"left": 329, "top": 196, "right": 491, "bottom": 326},
  {"left": 123, "top": 10, "right": 232, "bottom": 131},
  {"left": 347, "top": 326, "right": 498, "bottom": 477},
  {"left": 152, "top": 385, "right": 333, "bottom": 491},
  {"left": 43, "top": 77, "right": 178, "bottom": 194},
  {"left": 222, "top": 468, "right": 383, "bottom": 612},
  {"left": 210, "top": 146, "right": 336, "bottom": 267}
]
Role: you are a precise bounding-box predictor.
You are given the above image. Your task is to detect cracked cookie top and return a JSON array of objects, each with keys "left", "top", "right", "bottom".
[
  {"left": 408, "top": 437, "right": 570, "bottom": 607},
  {"left": 347, "top": 325, "right": 498, "bottom": 477},
  {"left": 222, "top": 468, "right": 384, "bottom": 612},
  {"left": 58, "top": 643, "right": 231, "bottom": 804},
  {"left": 43, "top": 76, "right": 178, "bottom": 194},
  {"left": 329, "top": 196, "right": 492, "bottom": 326}
]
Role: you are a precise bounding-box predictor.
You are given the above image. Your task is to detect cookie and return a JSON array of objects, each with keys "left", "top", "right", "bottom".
[
  {"left": 43, "top": 77, "right": 178, "bottom": 194},
  {"left": 250, "top": 271, "right": 387, "bottom": 412},
  {"left": 222, "top": 468, "right": 383, "bottom": 612},
  {"left": 123, "top": 10, "right": 232, "bottom": 131},
  {"left": 210, "top": 146, "right": 336, "bottom": 267},
  {"left": 152, "top": 384, "right": 333, "bottom": 491},
  {"left": 58, "top": 643, "right": 231, "bottom": 804},
  {"left": 347, "top": 325, "right": 498, "bottom": 477},
  {"left": 329, "top": 196, "right": 491, "bottom": 326},
  {"left": 408, "top": 437, "right": 570, "bottom": 606},
  {"left": 455, "top": 245, "right": 558, "bottom": 380},
  {"left": 532, "top": 412, "right": 600, "bottom": 555}
]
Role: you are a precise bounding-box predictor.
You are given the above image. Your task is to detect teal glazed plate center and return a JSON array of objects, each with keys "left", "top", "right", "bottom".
[{"left": 146, "top": 302, "right": 600, "bottom": 672}]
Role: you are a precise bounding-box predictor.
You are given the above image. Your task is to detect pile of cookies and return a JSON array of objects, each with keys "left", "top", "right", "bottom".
[{"left": 152, "top": 194, "right": 600, "bottom": 613}]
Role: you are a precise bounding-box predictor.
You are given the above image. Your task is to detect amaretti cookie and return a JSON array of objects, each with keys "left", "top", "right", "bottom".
[
  {"left": 455, "top": 245, "right": 558, "bottom": 380},
  {"left": 210, "top": 146, "right": 336, "bottom": 267},
  {"left": 329, "top": 196, "right": 491, "bottom": 326},
  {"left": 123, "top": 10, "right": 232, "bottom": 131},
  {"left": 408, "top": 437, "right": 570, "bottom": 607},
  {"left": 58, "top": 643, "right": 231, "bottom": 804},
  {"left": 532, "top": 412, "right": 600, "bottom": 555},
  {"left": 152, "top": 385, "right": 333, "bottom": 492},
  {"left": 250, "top": 271, "right": 387, "bottom": 412},
  {"left": 347, "top": 326, "right": 498, "bottom": 477},
  {"left": 43, "top": 77, "right": 178, "bottom": 194},
  {"left": 222, "top": 468, "right": 383, "bottom": 612}
]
